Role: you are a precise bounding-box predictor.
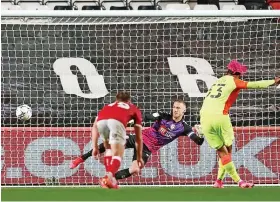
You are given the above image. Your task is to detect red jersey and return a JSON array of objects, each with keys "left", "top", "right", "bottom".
[{"left": 97, "top": 101, "right": 142, "bottom": 127}]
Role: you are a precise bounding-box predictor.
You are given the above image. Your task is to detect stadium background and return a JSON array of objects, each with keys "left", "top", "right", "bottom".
[{"left": 1, "top": 16, "right": 280, "bottom": 191}]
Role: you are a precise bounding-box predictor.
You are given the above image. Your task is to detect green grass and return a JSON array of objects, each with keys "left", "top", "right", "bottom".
[{"left": 2, "top": 187, "right": 280, "bottom": 201}]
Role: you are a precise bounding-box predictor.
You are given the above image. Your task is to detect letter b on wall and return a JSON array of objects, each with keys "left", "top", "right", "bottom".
[
  {"left": 168, "top": 57, "right": 218, "bottom": 97},
  {"left": 53, "top": 58, "right": 108, "bottom": 99}
]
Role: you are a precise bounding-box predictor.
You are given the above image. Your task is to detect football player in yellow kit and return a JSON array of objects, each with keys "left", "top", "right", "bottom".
[{"left": 200, "top": 60, "right": 280, "bottom": 188}]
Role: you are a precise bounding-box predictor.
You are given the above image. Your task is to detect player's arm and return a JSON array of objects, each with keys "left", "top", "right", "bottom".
[
  {"left": 235, "top": 77, "right": 279, "bottom": 89},
  {"left": 134, "top": 108, "right": 144, "bottom": 168},
  {"left": 91, "top": 117, "right": 100, "bottom": 157},
  {"left": 183, "top": 122, "right": 204, "bottom": 145},
  {"left": 145, "top": 111, "right": 171, "bottom": 121}
]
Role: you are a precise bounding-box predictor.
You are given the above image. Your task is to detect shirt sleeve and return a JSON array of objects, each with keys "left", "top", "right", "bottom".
[
  {"left": 182, "top": 122, "right": 204, "bottom": 145},
  {"left": 234, "top": 78, "right": 275, "bottom": 89},
  {"left": 247, "top": 80, "right": 275, "bottom": 89},
  {"left": 182, "top": 122, "right": 194, "bottom": 137}
]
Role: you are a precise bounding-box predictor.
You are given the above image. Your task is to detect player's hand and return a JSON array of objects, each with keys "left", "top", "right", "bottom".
[
  {"left": 92, "top": 146, "right": 99, "bottom": 160},
  {"left": 137, "top": 158, "right": 145, "bottom": 169},
  {"left": 275, "top": 77, "right": 280, "bottom": 85},
  {"left": 194, "top": 124, "right": 204, "bottom": 137}
]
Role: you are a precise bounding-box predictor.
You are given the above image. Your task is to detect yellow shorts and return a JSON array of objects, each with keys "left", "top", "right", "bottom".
[{"left": 200, "top": 114, "right": 234, "bottom": 149}]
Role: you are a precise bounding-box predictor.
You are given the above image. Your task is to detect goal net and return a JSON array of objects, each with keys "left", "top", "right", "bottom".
[{"left": 1, "top": 13, "right": 280, "bottom": 186}]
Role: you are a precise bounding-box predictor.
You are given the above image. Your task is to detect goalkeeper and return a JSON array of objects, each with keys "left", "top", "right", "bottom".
[
  {"left": 200, "top": 60, "right": 280, "bottom": 189},
  {"left": 70, "top": 99, "right": 204, "bottom": 180}
]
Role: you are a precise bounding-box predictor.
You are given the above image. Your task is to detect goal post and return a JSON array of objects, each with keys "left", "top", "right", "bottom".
[
  {"left": 1, "top": 10, "right": 280, "bottom": 17},
  {"left": 1, "top": 10, "right": 280, "bottom": 186}
]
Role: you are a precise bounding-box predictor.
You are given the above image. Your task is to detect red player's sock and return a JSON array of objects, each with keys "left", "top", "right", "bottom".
[
  {"left": 104, "top": 156, "right": 112, "bottom": 172},
  {"left": 108, "top": 156, "right": 121, "bottom": 176}
]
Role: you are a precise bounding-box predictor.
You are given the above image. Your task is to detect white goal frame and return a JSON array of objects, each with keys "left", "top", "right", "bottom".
[{"left": 1, "top": 10, "right": 280, "bottom": 17}]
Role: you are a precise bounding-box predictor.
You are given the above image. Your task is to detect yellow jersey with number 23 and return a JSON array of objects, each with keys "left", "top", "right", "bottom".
[{"left": 200, "top": 75, "right": 275, "bottom": 115}]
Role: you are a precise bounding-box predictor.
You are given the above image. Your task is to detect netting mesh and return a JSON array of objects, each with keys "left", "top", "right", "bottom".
[{"left": 1, "top": 16, "right": 280, "bottom": 186}]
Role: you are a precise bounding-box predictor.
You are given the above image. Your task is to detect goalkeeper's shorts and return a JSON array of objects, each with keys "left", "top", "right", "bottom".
[{"left": 200, "top": 114, "right": 234, "bottom": 150}]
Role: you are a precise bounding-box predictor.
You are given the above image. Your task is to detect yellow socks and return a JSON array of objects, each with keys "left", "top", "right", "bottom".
[
  {"left": 221, "top": 154, "right": 241, "bottom": 183},
  {"left": 217, "top": 158, "right": 226, "bottom": 180}
]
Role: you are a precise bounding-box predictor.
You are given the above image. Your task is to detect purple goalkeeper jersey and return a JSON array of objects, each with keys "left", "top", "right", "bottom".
[{"left": 142, "top": 114, "right": 195, "bottom": 153}]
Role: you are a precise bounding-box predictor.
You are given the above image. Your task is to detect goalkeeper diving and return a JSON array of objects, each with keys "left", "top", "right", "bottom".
[
  {"left": 70, "top": 99, "right": 204, "bottom": 181},
  {"left": 200, "top": 60, "right": 280, "bottom": 188}
]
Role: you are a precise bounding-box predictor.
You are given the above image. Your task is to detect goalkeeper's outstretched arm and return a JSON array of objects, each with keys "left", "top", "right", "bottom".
[
  {"left": 190, "top": 124, "right": 204, "bottom": 145},
  {"left": 182, "top": 122, "right": 204, "bottom": 146},
  {"left": 189, "top": 132, "right": 204, "bottom": 145},
  {"left": 145, "top": 112, "right": 170, "bottom": 121}
]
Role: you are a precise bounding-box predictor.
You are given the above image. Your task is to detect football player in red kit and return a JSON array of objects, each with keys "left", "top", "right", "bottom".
[{"left": 92, "top": 91, "right": 144, "bottom": 189}]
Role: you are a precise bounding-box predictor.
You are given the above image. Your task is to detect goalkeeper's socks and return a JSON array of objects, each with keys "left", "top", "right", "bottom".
[
  {"left": 109, "top": 156, "right": 122, "bottom": 176},
  {"left": 98, "top": 143, "right": 106, "bottom": 153},
  {"left": 217, "top": 158, "right": 226, "bottom": 180},
  {"left": 115, "top": 168, "right": 132, "bottom": 180},
  {"left": 81, "top": 149, "right": 93, "bottom": 160},
  {"left": 81, "top": 144, "right": 106, "bottom": 160},
  {"left": 221, "top": 154, "right": 241, "bottom": 183},
  {"left": 104, "top": 156, "right": 112, "bottom": 172}
]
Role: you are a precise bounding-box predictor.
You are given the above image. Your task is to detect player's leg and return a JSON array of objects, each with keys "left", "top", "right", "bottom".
[
  {"left": 214, "top": 116, "right": 240, "bottom": 187},
  {"left": 108, "top": 123, "right": 127, "bottom": 176},
  {"left": 69, "top": 143, "right": 106, "bottom": 169},
  {"left": 219, "top": 116, "right": 253, "bottom": 188},
  {"left": 114, "top": 134, "right": 138, "bottom": 180},
  {"left": 115, "top": 142, "right": 151, "bottom": 180},
  {"left": 102, "top": 141, "right": 124, "bottom": 189},
  {"left": 214, "top": 157, "right": 226, "bottom": 188},
  {"left": 95, "top": 120, "right": 116, "bottom": 189},
  {"left": 225, "top": 146, "right": 254, "bottom": 188},
  {"left": 103, "top": 140, "right": 112, "bottom": 173},
  {"left": 216, "top": 144, "right": 231, "bottom": 184},
  {"left": 83, "top": 134, "right": 134, "bottom": 161},
  {"left": 216, "top": 145, "right": 252, "bottom": 188},
  {"left": 82, "top": 144, "right": 106, "bottom": 160},
  {"left": 217, "top": 157, "right": 226, "bottom": 180},
  {"left": 70, "top": 121, "right": 107, "bottom": 169},
  {"left": 99, "top": 140, "right": 114, "bottom": 189},
  {"left": 201, "top": 115, "right": 224, "bottom": 150},
  {"left": 216, "top": 145, "right": 240, "bottom": 182},
  {"left": 96, "top": 120, "right": 111, "bottom": 169},
  {"left": 201, "top": 114, "right": 227, "bottom": 188},
  {"left": 100, "top": 119, "right": 126, "bottom": 188},
  {"left": 213, "top": 119, "right": 232, "bottom": 188},
  {"left": 70, "top": 134, "right": 134, "bottom": 169}
]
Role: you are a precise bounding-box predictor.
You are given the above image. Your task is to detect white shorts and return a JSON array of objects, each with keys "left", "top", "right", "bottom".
[{"left": 96, "top": 119, "right": 126, "bottom": 145}]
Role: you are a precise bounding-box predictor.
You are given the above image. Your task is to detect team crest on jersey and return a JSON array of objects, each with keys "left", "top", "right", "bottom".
[
  {"left": 159, "top": 125, "right": 173, "bottom": 138},
  {"left": 170, "top": 124, "right": 176, "bottom": 130},
  {"left": 159, "top": 126, "right": 168, "bottom": 135}
]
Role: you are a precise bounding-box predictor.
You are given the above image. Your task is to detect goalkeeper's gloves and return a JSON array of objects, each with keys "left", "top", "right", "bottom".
[
  {"left": 193, "top": 124, "right": 204, "bottom": 138},
  {"left": 145, "top": 111, "right": 162, "bottom": 121},
  {"left": 145, "top": 111, "right": 170, "bottom": 121},
  {"left": 152, "top": 112, "right": 160, "bottom": 118},
  {"left": 128, "top": 119, "right": 135, "bottom": 125}
]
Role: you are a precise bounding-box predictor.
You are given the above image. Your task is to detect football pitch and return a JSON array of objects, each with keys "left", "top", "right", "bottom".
[{"left": 2, "top": 187, "right": 280, "bottom": 201}]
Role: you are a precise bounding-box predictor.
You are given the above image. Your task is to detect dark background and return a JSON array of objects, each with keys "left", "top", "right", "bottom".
[{"left": 1, "top": 18, "right": 280, "bottom": 127}]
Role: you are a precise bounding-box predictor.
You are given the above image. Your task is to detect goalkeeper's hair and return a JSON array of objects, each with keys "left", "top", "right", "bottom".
[
  {"left": 173, "top": 98, "right": 187, "bottom": 107},
  {"left": 116, "top": 91, "right": 131, "bottom": 102}
]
